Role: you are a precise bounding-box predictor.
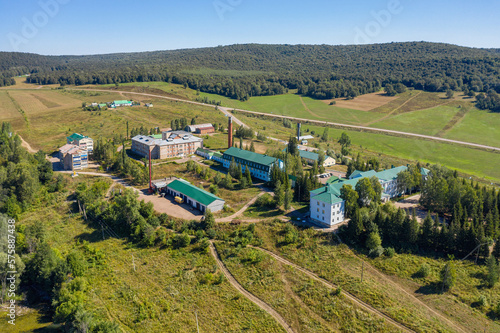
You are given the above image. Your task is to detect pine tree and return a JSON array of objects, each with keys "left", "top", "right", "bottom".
[
  {"left": 440, "top": 259, "right": 457, "bottom": 292},
  {"left": 236, "top": 164, "right": 243, "bottom": 180},
  {"left": 274, "top": 180, "right": 284, "bottom": 209},
  {"left": 239, "top": 137, "right": 243, "bottom": 149},
  {"left": 421, "top": 211, "right": 434, "bottom": 250},
  {"left": 486, "top": 255, "right": 499, "bottom": 288},
  {"left": 245, "top": 166, "right": 252, "bottom": 186},
  {"left": 250, "top": 141, "right": 255, "bottom": 152},
  {"left": 284, "top": 186, "right": 292, "bottom": 211}
]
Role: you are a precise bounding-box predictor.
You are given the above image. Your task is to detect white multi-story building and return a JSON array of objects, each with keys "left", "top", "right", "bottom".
[
  {"left": 310, "top": 166, "right": 429, "bottom": 227},
  {"left": 67, "top": 133, "right": 93, "bottom": 154}
]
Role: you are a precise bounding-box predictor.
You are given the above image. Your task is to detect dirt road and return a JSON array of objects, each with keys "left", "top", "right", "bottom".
[
  {"left": 251, "top": 246, "right": 415, "bottom": 333},
  {"left": 75, "top": 88, "right": 500, "bottom": 152},
  {"left": 209, "top": 242, "right": 295, "bottom": 333}
]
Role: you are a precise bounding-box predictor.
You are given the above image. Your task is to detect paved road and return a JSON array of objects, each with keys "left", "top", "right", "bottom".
[
  {"left": 75, "top": 88, "right": 500, "bottom": 152},
  {"left": 209, "top": 242, "right": 295, "bottom": 333}
]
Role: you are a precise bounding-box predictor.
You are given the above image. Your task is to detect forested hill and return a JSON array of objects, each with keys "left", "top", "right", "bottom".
[{"left": 1, "top": 42, "right": 500, "bottom": 108}]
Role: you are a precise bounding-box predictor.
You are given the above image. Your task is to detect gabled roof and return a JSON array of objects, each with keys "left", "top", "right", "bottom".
[
  {"left": 374, "top": 166, "right": 407, "bottom": 182},
  {"left": 421, "top": 167, "right": 430, "bottom": 176},
  {"left": 326, "top": 175, "right": 340, "bottom": 184},
  {"left": 113, "top": 100, "right": 132, "bottom": 104},
  {"left": 223, "top": 147, "right": 277, "bottom": 167},
  {"left": 299, "top": 150, "right": 319, "bottom": 161},
  {"left": 196, "top": 148, "right": 213, "bottom": 155},
  {"left": 312, "top": 186, "right": 344, "bottom": 204},
  {"left": 167, "top": 179, "right": 224, "bottom": 206},
  {"left": 350, "top": 169, "right": 377, "bottom": 179},
  {"left": 67, "top": 133, "right": 87, "bottom": 142}
]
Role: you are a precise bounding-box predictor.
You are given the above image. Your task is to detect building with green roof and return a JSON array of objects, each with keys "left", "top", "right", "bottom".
[
  {"left": 310, "top": 165, "right": 428, "bottom": 227},
  {"left": 222, "top": 147, "right": 284, "bottom": 181},
  {"left": 111, "top": 100, "right": 133, "bottom": 108},
  {"left": 166, "top": 179, "right": 225, "bottom": 213},
  {"left": 298, "top": 150, "right": 336, "bottom": 167},
  {"left": 66, "top": 133, "right": 93, "bottom": 154}
]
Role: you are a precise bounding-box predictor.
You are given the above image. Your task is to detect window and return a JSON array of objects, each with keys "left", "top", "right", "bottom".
[
  {"left": 322, "top": 210, "right": 325, "bottom": 214},
  {"left": 317, "top": 208, "right": 319, "bottom": 212},
  {"left": 322, "top": 203, "right": 325, "bottom": 207}
]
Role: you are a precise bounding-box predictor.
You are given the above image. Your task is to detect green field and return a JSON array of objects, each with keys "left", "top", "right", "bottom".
[{"left": 252, "top": 221, "right": 500, "bottom": 333}]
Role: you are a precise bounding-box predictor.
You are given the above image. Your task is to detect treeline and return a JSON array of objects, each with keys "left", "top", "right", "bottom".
[
  {"left": 339, "top": 164, "right": 500, "bottom": 262},
  {"left": 2, "top": 42, "right": 499, "bottom": 105}
]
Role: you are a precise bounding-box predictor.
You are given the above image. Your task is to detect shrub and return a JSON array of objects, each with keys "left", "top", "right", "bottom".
[
  {"left": 366, "top": 232, "right": 382, "bottom": 250},
  {"left": 478, "top": 294, "right": 488, "bottom": 309},
  {"left": 255, "top": 193, "right": 274, "bottom": 207},
  {"left": 369, "top": 246, "right": 384, "bottom": 258},
  {"left": 174, "top": 233, "right": 191, "bottom": 248},
  {"left": 440, "top": 261, "right": 457, "bottom": 292},
  {"left": 384, "top": 247, "right": 395, "bottom": 258},
  {"left": 333, "top": 287, "right": 342, "bottom": 296},
  {"left": 415, "top": 263, "right": 431, "bottom": 278}
]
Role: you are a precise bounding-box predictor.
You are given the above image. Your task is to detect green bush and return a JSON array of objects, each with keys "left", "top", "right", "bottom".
[
  {"left": 384, "top": 247, "right": 395, "bottom": 258},
  {"left": 415, "top": 263, "right": 431, "bottom": 278},
  {"left": 369, "top": 246, "right": 384, "bottom": 258}
]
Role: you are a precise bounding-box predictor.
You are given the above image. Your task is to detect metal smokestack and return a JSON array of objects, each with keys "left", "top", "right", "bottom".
[{"left": 228, "top": 116, "right": 233, "bottom": 148}]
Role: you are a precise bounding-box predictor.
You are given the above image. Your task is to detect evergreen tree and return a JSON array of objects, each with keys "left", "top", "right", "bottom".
[
  {"left": 250, "top": 141, "right": 255, "bottom": 152},
  {"left": 245, "top": 166, "right": 252, "bottom": 186},
  {"left": 284, "top": 186, "right": 292, "bottom": 211},
  {"left": 421, "top": 211, "right": 434, "bottom": 250},
  {"left": 440, "top": 259, "right": 457, "bottom": 292},
  {"left": 486, "top": 255, "right": 499, "bottom": 288},
  {"left": 202, "top": 209, "right": 215, "bottom": 230},
  {"left": 274, "top": 180, "right": 284, "bottom": 209},
  {"left": 236, "top": 164, "right": 243, "bottom": 180}
]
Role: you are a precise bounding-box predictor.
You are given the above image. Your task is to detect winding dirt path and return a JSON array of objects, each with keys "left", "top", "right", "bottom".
[
  {"left": 216, "top": 191, "right": 266, "bottom": 223},
  {"left": 299, "top": 96, "right": 324, "bottom": 119},
  {"left": 19, "top": 134, "right": 37, "bottom": 153},
  {"left": 209, "top": 242, "right": 295, "bottom": 333},
  {"left": 251, "top": 246, "right": 415, "bottom": 333}
]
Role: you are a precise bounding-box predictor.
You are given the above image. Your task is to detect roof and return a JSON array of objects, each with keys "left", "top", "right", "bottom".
[
  {"left": 374, "top": 166, "right": 407, "bottom": 182},
  {"left": 132, "top": 135, "right": 202, "bottom": 146},
  {"left": 98, "top": 103, "right": 107, "bottom": 107},
  {"left": 312, "top": 186, "right": 344, "bottom": 205},
  {"left": 326, "top": 175, "right": 340, "bottom": 184},
  {"left": 149, "top": 134, "right": 162, "bottom": 139},
  {"left": 298, "top": 135, "right": 314, "bottom": 140},
  {"left": 350, "top": 169, "right": 377, "bottom": 179},
  {"left": 67, "top": 133, "right": 87, "bottom": 142},
  {"left": 167, "top": 179, "right": 224, "bottom": 206},
  {"left": 421, "top": 167, "right": 430, "bottom": 176},
  {"left": 223, "top": 147, "right": 277, "bottom": 167},
  {"left": 186, "top": 124, "right": 214, "bottom": 131},
  {"left": 59, "top": 144, "right": 86, "bottom": 155},
  {"left": 113, "top": 100, "right": 132, "bottom": 104},
  {"left": 299, "top": 150, "right": 319, "bottom": 161},
  {"left": 213, "top": 152, "right": 223, "bottom": 158},
  {"left": 196, "top": 148, "right": 213, "bottom": 155}
]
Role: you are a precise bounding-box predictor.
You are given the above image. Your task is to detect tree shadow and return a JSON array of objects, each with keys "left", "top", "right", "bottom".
[
  {"left": 75, "top": 229, "right": 107, "bottom": 243},
  {"left": 415, "top": 281, "right": 442, "bottom": 295}
]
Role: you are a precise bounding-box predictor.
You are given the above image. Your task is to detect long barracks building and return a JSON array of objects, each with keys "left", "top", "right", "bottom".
[{"left": 221, "top": 147, "right": 284, "bottom": 182}]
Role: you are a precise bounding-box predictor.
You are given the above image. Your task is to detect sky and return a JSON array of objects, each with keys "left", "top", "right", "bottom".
[{"left": 0, "top": 0, "right": 499, "bottom": 55}]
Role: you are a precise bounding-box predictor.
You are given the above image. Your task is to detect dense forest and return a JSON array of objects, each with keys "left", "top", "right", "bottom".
[{"left": 1, "top": 42, "right": 500, "bottom": 109}]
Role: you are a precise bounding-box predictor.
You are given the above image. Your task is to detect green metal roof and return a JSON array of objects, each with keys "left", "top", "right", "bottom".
[
  {"left": 373, "top": 166, "right": 407, "bottom": 182},
  {"left": 421, "top": 167, "right": 430, "bottom": 176},
  {"left": 113, "top": 100, "right": 132, "bottom": 104},
  {"left": 312, "top": 186, "right": 344, "bottom": 205},
  {"left": 149, "top": 134, "right": 162, "bottom": 139},
  {"left": 326, "top": 175, "right": 340, "bottom": 184},
  {"left": 213, "top": 152, "right": 223, "bottom": 158},
  {"left": 196, "top": 148, "right": 213, "bottom": 155},
  {"left": 299, "top": 150, "right": 319, "bottom": 161},
  {"left": 167, "top": 179, "right": 224, "bottom": 206},
  {"left": 223, "top": 147, "right": 277, "bottom": 166},
  {"left": 67, "top": 133, "right": 86, "bottom": 141},
  {"left": 98, "top": 103, "right": 107, "bottom": 107}
]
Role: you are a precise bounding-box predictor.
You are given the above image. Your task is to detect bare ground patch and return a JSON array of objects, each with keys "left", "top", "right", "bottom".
[{"left": 322, "top": 92, "right": 399, "bottom": 111}]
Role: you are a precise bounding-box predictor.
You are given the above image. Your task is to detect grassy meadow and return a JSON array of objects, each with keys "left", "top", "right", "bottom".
[
  {"left": 250, "top": 221, "right": 500, "bottom": 333},
  {"left": 0, "top": 175, "right": 285, "bottom": 333}
]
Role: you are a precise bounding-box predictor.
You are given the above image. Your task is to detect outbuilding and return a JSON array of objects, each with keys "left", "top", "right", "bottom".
[{"left": 166, "top": 179, "right": 225, "bottom": 213}]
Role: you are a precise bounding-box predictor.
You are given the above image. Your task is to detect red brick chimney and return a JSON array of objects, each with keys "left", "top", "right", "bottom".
[{"left": 228, "top": 116, "right": 233, "bottom": 148}]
